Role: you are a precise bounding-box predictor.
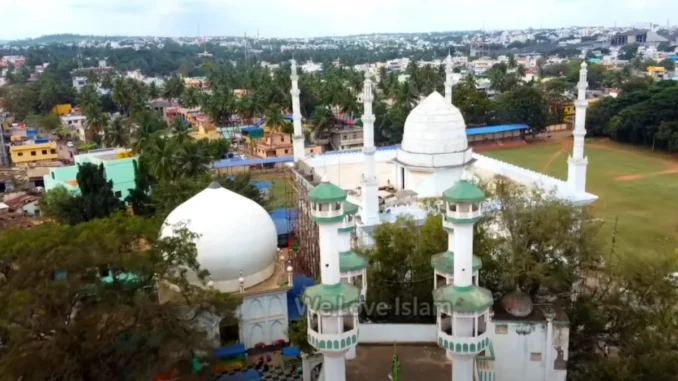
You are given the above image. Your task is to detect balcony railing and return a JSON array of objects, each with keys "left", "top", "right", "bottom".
[
  {"left": 475, "top": 341, "right": 496, "bottom": 381},
  {"left": 437, "top": 329, "right": 490, "bottom": 355},
  {"left": 307, "top": 328, "right": 358, "bottom": 352}
]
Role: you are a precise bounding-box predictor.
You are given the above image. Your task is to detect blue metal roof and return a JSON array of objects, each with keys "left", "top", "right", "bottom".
[
  {"left": 213, "top": 155, "right": 293, "bottom": 169},
  {"left": 466, "top": 124, "right": 528, "bottom": 136},
  {"left": 241, "top": 126, "right": 263, "bottom": 133},
  {"left": 253, "top": 181, "right": 272, "bottom": 190}
]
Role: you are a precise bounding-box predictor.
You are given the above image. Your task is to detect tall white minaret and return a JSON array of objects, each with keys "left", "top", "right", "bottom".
[
  {"left": 567, "top": 62, "right": 589, "bottom": 193},
  {"left": 444, "top": 51, "right": 454, "bottom": 104},
  {"left": 435, "top": 181, "right": 492, "bottom": 381},
  {"left": 290, "top": 59, "right": 305, "bottom": 162},
  {"left": 305, "top": 180, "right": 360, "bottom": 381},
  {"left": 361, "top": 71, "right": 380, "bottom": 226}
]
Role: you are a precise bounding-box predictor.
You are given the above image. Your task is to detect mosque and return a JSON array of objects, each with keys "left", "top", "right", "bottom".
[{"left": 160, "top": 54, "right": 597, "bottom": 381}]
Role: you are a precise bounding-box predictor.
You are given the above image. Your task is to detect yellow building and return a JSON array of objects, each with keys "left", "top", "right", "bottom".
[
  {"left": 51, "top": 104, "right": 72, "bottom": 116},
  {"left": 648, "top": 66, "right": 667, "bottom": 79},
  {"left": 10, "top": 141, "right": 59, "bottom": 165}
]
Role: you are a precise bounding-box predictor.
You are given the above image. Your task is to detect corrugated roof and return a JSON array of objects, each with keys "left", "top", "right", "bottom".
[
  {"left": 466, "top": 124, "right": 528, "bottom": 135},
  {"left": 212, "top": 155, "right": 293, "bottom": 169}
]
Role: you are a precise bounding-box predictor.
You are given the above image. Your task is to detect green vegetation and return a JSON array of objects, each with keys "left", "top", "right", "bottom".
[
  {"left": 0, "top": 214, "right": 241, "bottom": 380},
  {"left": 484, "top": 140, "right": 678, "bottom": 258}
]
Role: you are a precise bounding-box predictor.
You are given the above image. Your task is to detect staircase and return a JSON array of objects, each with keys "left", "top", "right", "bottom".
[{"left": 474, "top": 341, "right": 496, "bottom": 381}]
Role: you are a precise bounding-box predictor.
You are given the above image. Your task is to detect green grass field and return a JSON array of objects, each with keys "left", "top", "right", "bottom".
[
  {"left": 483, "top": 140, "right": 678, "bottom": 259},
  {"left": 251, "top": 172, "right": 296, "bottom": 211}
]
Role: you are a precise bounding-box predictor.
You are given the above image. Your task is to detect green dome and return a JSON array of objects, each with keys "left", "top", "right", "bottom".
[
  {"left": 303, "top": 283, "right": 361, "bottom": 311},
  {"left": 309, "top": 182, "right": 347, "bottom": 203},
  {"left": 431, "top": 251, "right": 482, "bottom": 274},
  {"left": 443, "top": 180, "right": 486, "bottom": 203},
  {"left": 340, "top": 250, "right": 368, "bottom": 272},
  {"left": 433, "top": 285, "right": 493, "bottom": 313}
]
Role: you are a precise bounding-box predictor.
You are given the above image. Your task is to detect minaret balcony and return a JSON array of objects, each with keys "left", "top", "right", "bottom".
[
  {"left": 338, "top": 201, "right": 359, "bottom": 232},
  {"left": 303, "top": 283, "right": 361, "bottom": 352},
  {"left": 444, "top": 205, "right": 482, "bottom": 225},
  {"left": 436, "top": 308, "right": 491, "bottom": 356},
  {"left": 431, "top": 251, "right": 482, "bottom": 289}
]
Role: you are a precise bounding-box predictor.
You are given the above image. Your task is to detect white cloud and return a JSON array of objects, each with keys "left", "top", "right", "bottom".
[{"left": 0, "top": 0, "right": 674, "bottom": 39}]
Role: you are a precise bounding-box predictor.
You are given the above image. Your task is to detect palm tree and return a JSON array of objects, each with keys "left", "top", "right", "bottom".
[
  {"left": 131, "top": 111, "right": 166, "bottom": 154},
  {"left": 311, "top": 106, "right": 335, "bottom": 136},
  {"left": 180, "top": 86, "right": 201, "bottom": 109},
  {"left": 84, "top": 111, "right": 109, "bottom": 143},
  {"left": 507, "top": 54, "right": 518, "bottom": 70},
  {"left": 162, "top": 76, "right": 186, "bottom": 103},
  {"left": 394, "top": 82, "right": 418, "bottom": 111},
  {"left": 148, "top": 82, "right": 160, "bottom": 100},
  {"left": 105, "top": 117, "right": 129, "bottom": 148},
  {"left": 170, "top": 117, "right": 192, "bottom": 145},
  {"left": 201, "top": 87, "right": 235, "bottom": 127},
  {"left": 175, "top": 142, "right": 211, "bottom": 178},
  {"left": 339, "top": 92, "right": 362, "bottom": 121},
  {"left": 265, "top": 104, "right": 288, "bottom": 132},
  {"left": 144, "top": 135, "right": 178, "bottom": 181},
  {"left": 77, "top": 84, "right": 101, "bottom": 117}
]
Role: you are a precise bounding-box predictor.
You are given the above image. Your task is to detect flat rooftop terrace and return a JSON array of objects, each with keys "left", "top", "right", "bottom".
[{"left": 347, "top": 344, "right": 449, "bottom": 381}]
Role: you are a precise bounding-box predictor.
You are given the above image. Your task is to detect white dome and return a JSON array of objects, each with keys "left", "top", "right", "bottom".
[
  {"left": 401, "top": 91, "right": 468, "bottom": 155},
  {"left": 161, "top": 182, "right": 277, "bottom": 292}
]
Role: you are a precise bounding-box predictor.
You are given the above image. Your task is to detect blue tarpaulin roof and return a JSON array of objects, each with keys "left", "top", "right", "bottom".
[
  {"left": 213, "top": 156, "right": 293, "bottom": 169},
  {"left": 270, "top": 208, "right": 296, "bottom": 236},
  {"left": 287, "top": 274, "right": 315, "bottom": 321},
  {"left": 241, "top": 126, "right": 263, "bottom": 133},
  {"left": 253, "top": 181, "right": 272, "bottom": 191},
  {"left": 466, "top": 124, "right": 528, "bottom": 136},
  {"left": 214, "top": 343, "right": 246, "bottom": 359},
  {"left": 282, "top": 347, "right": 301, "bottom": 357}
]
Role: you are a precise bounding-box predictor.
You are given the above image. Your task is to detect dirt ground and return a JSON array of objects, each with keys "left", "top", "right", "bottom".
[{"left": 347, "top": 345, "right": 450, "bottom": 381}]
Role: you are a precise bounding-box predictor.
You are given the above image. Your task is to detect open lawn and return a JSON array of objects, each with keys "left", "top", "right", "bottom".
[
  {"left": 251, "top": 171, "right": 296, "bottom": 211},
  {"left": 483, "top": 139, "right": 678, "bottom": 259}
]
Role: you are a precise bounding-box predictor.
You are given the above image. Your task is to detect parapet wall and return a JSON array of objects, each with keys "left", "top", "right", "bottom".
[{"left": 358, "top": 323, "right": 437, "bottom": 343}]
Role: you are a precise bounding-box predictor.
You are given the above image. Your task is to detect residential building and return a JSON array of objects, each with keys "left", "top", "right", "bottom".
[
  {"left": 10, "top": 140, "right": 59, "bottom": 166},
  {"left": 43, "top": 148, "right": 138, "bottom": 200},
  {"left": 255, "top": 132, "right": 294, "bottom": 158},
  {"left": 330, "top": 126, "right": 364, "bottom": 151},
  {"left": 60, "top": 114, "right": 87, "bottom": 141}
]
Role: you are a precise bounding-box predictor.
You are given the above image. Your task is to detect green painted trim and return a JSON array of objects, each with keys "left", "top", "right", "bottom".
[
  {"left": 343, "top": 201, "right": 359, "bottom": 215},
  {"left": 309, "top": 182, "right": 347, "bottom": 203},
  {"left": 311, "top": 215, "right": 346, "bottom": 224},
  {"left": 339, "top": 250, "right": 368, "bottom": 272},
  {"left": 432, "top": 285, "right": 493, "bottom": 313},
  {"left": 445, "top": 216, "right": 482, "bottom": 225},
  {"left": 303, "top": 283, "right": 361, "bottom": 311},
  {"left": 442, "top": 180, "right": 486, "bottom": 203},
  {"left": 338, "top": 226, "right": 356, "bottom": 233},
  {"left": 431, "top": 251, "right": 482, "bottom": 274}
]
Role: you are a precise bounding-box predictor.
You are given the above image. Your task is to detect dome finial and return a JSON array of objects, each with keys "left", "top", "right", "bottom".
[{"left": 321, "top": 173, "right": 330, "bottom": 183}]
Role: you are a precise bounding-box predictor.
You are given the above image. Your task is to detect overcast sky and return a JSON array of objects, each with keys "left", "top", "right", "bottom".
[{"left": 2, "top": 0, "right": 675, "bottom": 40}]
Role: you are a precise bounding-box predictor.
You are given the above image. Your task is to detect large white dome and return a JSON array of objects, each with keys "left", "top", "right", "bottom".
[
  {"left": 161, "top": 182, "right": 277, "bottom": 292},
  {"left": 395, "top": 92, "right": 473, "bottom": 171},
  {"left": 401, "top": 91, "right": 468, "bottom": 155}
]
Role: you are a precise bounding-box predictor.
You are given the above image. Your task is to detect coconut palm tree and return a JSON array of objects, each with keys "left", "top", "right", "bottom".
[
  {"left": 175, "top": 142, "right": 211, "bottom": 178},
  {"left": 162, "top": 76, "right": 186, "bottom": 103},
  {"left": 170, "top": 117, "right": 192, "bottom": 145},
  {"left": 105, "top": 117, "right": 129, "bottom": 148},
  {"left": 144, "top": 135, "right": 178, "bottom": 181},
  {"left": 394, "top": 82, "right": 418, "bottom": 111},
  {"left": 265, "top": 103, "right": 288, "bottom": 132},
  {"left": 201, "top": 87, "right": 235, "bottom": 127},
  {"left": 131, "top": 111, "right": 166, "bottom": 154},
  {"left": 180, "top": 86, "right": 201, "bottom": 109},
  {"left": 311, "top": 106, "right": 335, "bottom": 136},
  {"left": 84, "top": 111, "right": 109, "bottom": 144},
  {"left": 148, "top": 82, "right": 160, "bottom": 100}
]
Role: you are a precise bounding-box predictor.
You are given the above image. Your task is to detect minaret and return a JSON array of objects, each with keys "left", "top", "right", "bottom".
[
  {"left": 361, "top": 71, "right": 380, "bottom": 226},
  {"left": 434, "top": 180, "right": 493, "bottom": 381},
  {"left": 567, "top": 62, "right": 589, "bottom": 193},
  {"left": 444, "top": 51, "right": 454, "bottom": 104},
  {"left": 304, "top": 180, "right": 360, "bottom": 381},
  {"left": 290, "top": 58, "right": 305, "bottom": 162}
]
